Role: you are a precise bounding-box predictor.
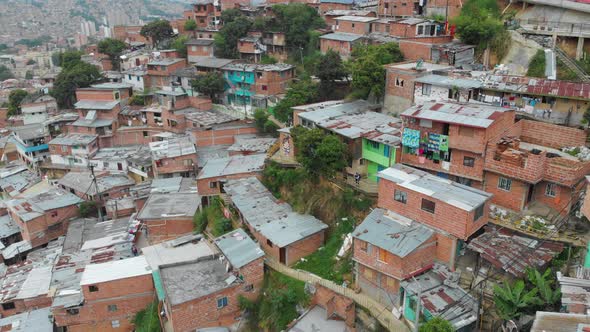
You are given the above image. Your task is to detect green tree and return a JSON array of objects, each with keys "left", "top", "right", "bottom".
[
  {"left": 316, "top": 50, "right": 348, "bottom": 99},
  {"left": 7, "top": 89, "right": 29, "bottom": 115},
  {"left": 132, "top": 301, "right": 160, "bottom": 332},
  {"left": 291, "top": 126, "right": 348, "bottom": 178},
  {"left": 419, "top": 317, "right": 454, "bottom": 332},
  {"left": 0, "top": 65, "right": 14, "bottom": 81},
  {"left": 184, "top": 19, "right": 197, "bottom": 33},
  {"left": 51, "top": 62, "right": 102, "bottom": 108},
  {"left": 493, "top": 279, "right": 540, "bottom": 321},
  {"left": 190, "top": 72, "right": 226, "bottom": 102},
  {"left": 171, "top": 35, "right": 189, "bottom": 58},
  {"left": 260, "top": 55, "right": 278, "bottom": 64},
  {"left": 140, "top": 19, "right": 174, "bottom": 48},
  {"left": 129, "top": 94, "right": 146, "bottom": 106},
  {"left": 271, "top": 4, "right": 325, "bottom": 53},
  {"left": 79, "top": 201, "right": 98, "bottom": 218},
  {"left": 98, "top": 38, "right": 127, "bottom": 71},
  {"left": 526, "top": 268, "right": 561, "bottom": 308},
  {"left": 454, "top": 0, "right": 504, "bottom": 47},
  {"left": 527, "top": 49, "right": 546, "bottom": 78},
  {"left": 59, "top": 50, "right": 84, "bottom": 69},
  {"left": 214, "top": 12, "right": 252, "bottom": 58},
  {"left": 274, "top": 78, "right": 319, "bottom": 123},
  {"left": 253, "top": 109, "right": 279, "bottom": 136},
  {"left": 348, "top": 43, "right": 404, "bottom": 99},
  {"left": 26, "top": 59, "right": 36, "bottom": 65},
  {"left": 25, "top": 70, "right": 33, "bottom": 79},
  {"left": 582, "top": 106, "right": 590, "bottom": 127}
]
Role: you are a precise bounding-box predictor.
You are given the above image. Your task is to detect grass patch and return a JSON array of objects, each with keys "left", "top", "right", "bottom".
[
  {"left": 527, "top": 49, "right": 546, "bottom": 78},
  {"left": 294, "top": 217, "right": 355, "bottom": 284},
  {"left": 132, "top": 301, "right": 161, "bottom": 332},
  {"left": 239, "top": 270, "right": 310, "bottom": 331},
  {"left": 193, "top": 197, "right": 233, "bottom": 237},
  {"left": 557, "top": 58, "right": 580, "bottom": 81}
]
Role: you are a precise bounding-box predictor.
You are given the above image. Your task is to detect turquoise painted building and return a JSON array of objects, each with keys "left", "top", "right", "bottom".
[
  {"left": 362, "top": 138, "right": 396, "bottom": 182},
  {"left": 223, "top": 68, "right": 255, "bottom": 106}
]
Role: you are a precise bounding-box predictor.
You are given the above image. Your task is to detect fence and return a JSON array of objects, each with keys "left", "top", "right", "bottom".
[{"left": 265, "top": 258, "right": 410, "bottom": 332}]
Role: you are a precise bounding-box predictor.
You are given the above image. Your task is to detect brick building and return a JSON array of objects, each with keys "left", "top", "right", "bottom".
[
  {"left": 183, "top": 0, "right": 221, "bottom": 28},
  {"left": 5, "top": 187, "right": 82, "bottom": 248},
  {"left": 137, "top": 192, "right": 200, "bottom": 244},
  {"left": 149, "top": 136, "right": 198, "bottom": 178},
  {"left": 399, "top": 101, "right": 516, "bottom": 188},
  {"left": 48, "top": 133, "right": 99, "bottom": 167},
  {"left": 147, "top": 58, "right": 188, "bottom": 89},
  {"left": 483, "top": 119, "right": 590, "bottom": 214},
  {"left": 157, "top": 229, "right": 264, "bottom": 331},
  {"left": 73, "top": 256, "right": 154, "bottom": 331},
  {"left": 376, "top": 0, "right": 462, "bottom": 18},
  {"left": 377, "top": 164, "right": 492, "bottom": 269},
  {"left": 113, "top": 25, "right": 150, "bottom": 44},
  {"left": 186, "top": 39, "right": 215, "bottom": 62},
  {"left": 319, "top": 32, "right": 365, "bottom": 59},
  {"left": 224, "top": 177, "right": 328, "bottom": 265},
  {"left": 196, "top": 154, "right": 266, "bottom": 198},
  {"left": 334, "top": 16, "right": 378, "bottom": 34},
  {"left": 238, "top": 36, "right": 266, "bottom": 63}
]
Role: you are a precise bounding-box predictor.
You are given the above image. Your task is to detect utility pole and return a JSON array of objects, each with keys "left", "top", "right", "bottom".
[
  {"left": 88, "top": 164, "right": 103, "bottom": 222},
  {"left": 445, "top": 0, "right": 450, "bottom": 34}
]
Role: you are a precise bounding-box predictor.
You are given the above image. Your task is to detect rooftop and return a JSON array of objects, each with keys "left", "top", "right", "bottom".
[
  {"left": 222, "top": 62, "right": 294, "bottom": 72},
  {"left": 401, "top": 264, "right": 478, "bottom": 330},
  {"left": 58, "top": 171, "right": 135, "bottom": 195},
  {"left": 185, "top": 38, "right": 215, "bottom": 46},
  {"left": 70, "top": 118, "right": 114, "bottom": 128},
  {"left": 378, "top": 164, "right": 492, "bottom": 211},
  {"left": 297, "top": 100, "right": 375, "bottom": 124},
  {"left": 228, "top": 136, "right": 276, "bottom": 153},
  {"left": 137, "top": 192, "right": 200, "bottom": 220},
  {"left": 48, "top": 133, "right": 97, "bottom": 146},
  {"left": 531, "top": 312, "right": 590, "bottom": 332},
  {"left": 142, "top": 234, "right": 215, "bottom": 271},
  {"left": 467, "top": 225, "right": 564, "bottom": 277},
  {"left": 185, "top": 109, "right": 238, "bottom": 127},
  {"left": 6, "top": 188, "right": 83, "bottom": 222},
  {"left": 9, "top": 123, "right": 45, "bottom": 140},
  {"left": 0, "top": 307, "right": 53, "bottom": 332},
  {"left": 288, "top": 306, "right": 349, "bottom": 332},
  {"left": 197, "top": 154, "right": 266, "bottom": 179},
  {"left": 214, "top": 229, "right": 264, "bottom": 268},
  {"left": 335, "top": 15, "right": 378, "bottom": 22},
  {"left": 414, "top": 74, "right": 482, "bottom": 90},
  {"left": 190, "top": 57, "right": 236, "bottom": 69},
  {"left": 148, "top": 58, "right": 186, "bottom": 66},
  {"left": 353, "top": 208, "right": 433, "bottom": 258},
  {"left": 74, "top": 100, "right": 119, "bottom": 110},
  {"left": 310, "top": 109, "right": 402, "bottom": 142},
  {"left": 387, "top": 61, "right": 452, "bottom": 72},
  {"left": 160, "top": 257, "right": 233, "bottom": 306},
  {"left": 149, "top": 136, "right": 196, "bottom": 160},
  {"left": 0, "top": 215, "right": 19, "bottom": 239},
  {"left": 155, "top": 89, "right": 187, "bottom": 97},
  {"left": 89, "top": 82, "right": 133, "bottom": 90},
  {"left": 0, "top": 169, "right": 40, "bottom": 197},
  {"left": 319, "top": 32, "right": 365, "bottom": 42},
  {"left": 224, "top": 177, "right": 328, "bottom": 247},
  {"left": 558, "top": 269, "right": 590, "bottom": 314},
  {"left": 401, "top": 101, "right": 513, "bottom": 129},
  {"left": 481, "top": 74, "right": 590, "bottom": 100},
  {"left": 80, "top": 255, "right": 151, "bottom": 285},
  {"left": 395, "top": 17, "right": 428, "bottom": 25},
  {"left": 92, "top": 145, "right": 152, "bottom": 166}
]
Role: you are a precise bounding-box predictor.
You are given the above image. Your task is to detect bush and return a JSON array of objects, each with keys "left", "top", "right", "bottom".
[
  {"left": 212, "top": 217, "right": 232, "bottom": 237},
  {"left": 132, "top": 301, "right": 160, "bottom": 332},
  {"left": 79, "top": 201, "right": 98, "bottom": 218},
  {"left": 129, "top": 94, "right": 145, "bottom": 106},
  {"left": 527, "top": 50, "right": 546, "bottom": 78}
]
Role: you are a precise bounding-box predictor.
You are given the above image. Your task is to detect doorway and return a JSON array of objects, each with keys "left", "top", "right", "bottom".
[{"left": 279, "top": 247, "right": 286, "bottom": 264}]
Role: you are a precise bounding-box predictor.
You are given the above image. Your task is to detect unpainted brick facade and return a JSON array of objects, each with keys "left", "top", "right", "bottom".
[{"left": 8, "top": 204, "right": 79, "bottom": 248}]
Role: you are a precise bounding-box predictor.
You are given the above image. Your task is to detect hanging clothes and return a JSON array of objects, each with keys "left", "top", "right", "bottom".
[
  {"left": 402, "top": 128, "right": 420, "bottom": 148},
  {"left": 439, "top": 135, "right": 449, "bottom": 152},
  {"left": 428, "top": 133, "right": 441, "bottom": 152}
]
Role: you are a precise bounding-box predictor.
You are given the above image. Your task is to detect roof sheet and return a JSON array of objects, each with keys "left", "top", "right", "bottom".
[
  {"left": 228, "top": 137, "right": 276, "bottom": 153},
  {"left": 378, "top": 164, "right": 491, "bottom": 211},
  {"left": 531, "top": 312, "right": 590, "bottom": 332},
  {"left": 5, "top": 188, "right": 83, "bottom": 222},
  {"left": 189, "top": 56, "right": 236, "bottom": 68},
  {"left": 353, "top": 208, "right": 433, "bottom": 258},
  {"left": 335, "top": 15, "right": 378, "bottom": 22},
  {"left": 185, "top": 110, "right": 237, "bottom": 127},
  {"left": 224, "top": 177, "right": 328, "bottom": 247},
  {"left": 0, "top": 307, "right": 53, "bottom": 332},
  {"left": 80, "top": 256, "right": 151, "bottom": 285},
  {"left": 58, "top": 172, "right": 134, "bottom": 195},
  {"left": 319, "top": 32, "right": 364, "bottom": 42},
  {"left": 481, "top": 74, "right": 590, "bottom": 100},
  {"left": 48, "top": 133, "right": 97, "bottom": 146},
  {"left": 314, "top": 110, "right": 402, "bottom": 141},
  {"left": 142, "top": 235, "right": 215, "bottom": 270},
  {"left": 222, "top": 62, "right": 294, "bottom": 72},
  {"left": 149, "top": 136, "right": 196, "bottom": 160},
  {"left": 401, "top": 101, "right": 512, "bottom": 128},
  {"left": 297, "top": 100, "right": 374, "bottom": 123},
  {"left": 214, "top": 229, "right": 264, "bottom": 268},
  {"left": 74, "top": 100, "right": 119, "bottom": 110},
  {"left": 70, "top": 118, "right": 114, "bottom": 128},
  {"left": 415, "top": 74, "right": 483, "bottom": 90},
  {"left": 137, "top": 192, "right": 200, "bottom": 220},
  {"left": 197, "top": 154, "right": 266, "bottom": 179},
  {"left": 0, "top": 215, "right": 20, "bottom": 239}
]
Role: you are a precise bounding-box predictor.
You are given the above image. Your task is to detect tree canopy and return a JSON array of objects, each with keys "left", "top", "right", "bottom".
[
  {"left": 270, "top": 4, "right": 325, "bottom": 52},
  {"left": 454, "top": 0, "right": 504, "bottom": 47},
  {"left": 97, "top": 38, "right": 127, "bottom": 71},
  {"left": 214, "top": 11, "right": 252, "bottom": 58},
  {"left": 316, "top": 50, "right": 348, "bottom": 100},
  {"left": 253, "top": 109, "right": 279, "bottom": 136},
  {"left": 140, "top": 19, "right": 174, "bottom": 48},
  {"left": 190, "top": 72, "right": 226, "bottom": 102},
  {"left": 419, "top": 317, "right": 454, "bottom": 332},
  {"left": 348, "top": 43, "right": 404, "bottom": 99},
  {"left": 57, "top": 50, "right": 84, "bottom": 69},
  {"left": 0, "top": 65, "right": 14, "bottom": 81},
  {"left": 171, "top": 35, "right": 189, "bottom": 58},
  {"left": 291, "top": 126, "right": 348, "bottom": 178},
  {"left": 7, "top": 89, "right": 29, "bottom": 116},
  {"left": 274, "top": 78, "right": 319, "bottom": 123},
  {"left": 184, "top": 19, "right": 197, "bottom": 32},
  {"left": 51, "top": 61, "right": 102, "bottom": 109}
]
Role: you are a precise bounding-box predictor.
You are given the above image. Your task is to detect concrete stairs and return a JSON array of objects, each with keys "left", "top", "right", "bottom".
[{"left": 553, "top": 46, "right": 590, "bottom": 82}]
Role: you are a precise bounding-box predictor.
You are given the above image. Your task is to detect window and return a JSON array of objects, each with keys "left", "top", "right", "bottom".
[
  {"left": 143, "top": 131, "right": 148, "bottom": 137},
  {"left": 422, "top": 84, "right": 432, "bottom": 96},
  {"left": 367, "top": 140, "right": 379, "bottom": 150},
  {"left": 89, "top": 285, "right": 99, "bottom": 292},
  {"left": 256, "top": 72, "right": 262, "bottom": 79},
  {"left": 137, "top": 76, "right": 140, "bottom": 82},
  {"left": 359, "top": 241, "right": 367, "bottom": 252},
  {"left": 66, "top": 308, "right": 79, "bottom": 315},
  {"left": 108, "top": 304, "right": 118, "bottom": 312},
  {"left": 463, "top": 157, "right": 475, "bottom": 167},
  {"left": 363, "top": 267, "right": 373, "bottom": 279},
  {"left": 378, "top": 248, "right": 388, "bottom": 263},
  {"left": 192, "top": 46, "right": 197, "bottom": 52},
  {"left": 114, "top": 92, "right": 120, "bottom": 100},
  {"left": 386, "top": 276, "right": 396, "bottom": 287},
  {"left": 352, "top": 23, "right": 355, "bottom": 28},
  {"left": 1, "top": 302, "right": 15, "bottom": 310},
  {"left": 103, "top": 162, "right": 110, "bottom": 168},
  {"left": 394, "top": 190, "right": 407, "bottom": 204},
  {"left": 50, "top": 211, "right": 58, "bottom": 218},
  {"left": 128, "top": 74, "right": 132, "bottom": 80},
  {"left": 266, "top": 239, "right": 273, "bottom": 247},
  {"left": 473, "top": 204, "right": 484, "bottom": 221},
  {"left": 395, "top": 78, "right": 404, "bottom": 87},
  {"left": 183, "top": 159, "right": 193, "bottom": 166},
  {"left": 217, "top": 297, "right": 228, "bottom": 308},
  {"left": 420, "top": 119, "right": 432, "bottom": 128},
  {"left": 383, "top": 145, "right": 391, "bottom": 157},
  {"left": 209, "top": 181, "right": 218, "bottom": 188},
  {"left": 111, "top": 320, "right": 120, "bottom": 328},
  {"left": 421, "top": 199, "right": 436, "bottom": 213},
  {"left": 545, "top": 183, "right": 557, "bottom": 197},
  {"left": 262, "top": 85, "right": 268, "bottom": 91},
  {"left": 498, "top": 177, "right": 512, "bottom": 191}
]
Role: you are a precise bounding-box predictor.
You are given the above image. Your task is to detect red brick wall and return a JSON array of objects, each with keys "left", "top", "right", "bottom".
[
  {"left": 377, "top": 179, "right": 489, "bottom": 240},
  {"left": 320, "top": 38, "right": 357, "bottom": 58},
  {"left": 390, "top": 23, "right": 418, "bottom": 38},
  {"left": 484, "top": 172, "right": 528, "bottom": 211},
  {"left": 582, "top": 181, "right": 590, "bottom": 219},
  {"left": 147, "top": 60, "right": 187, "bottom": 77},
  {"left": 10, "top": 204, "right": 79, "bottom": 248},
  {"left": 385, "top": 68, "right": 419, "bottom": 104},
  {"left": 285, "top": 231, "right": 325, "bottom": 266},
  {"left": 520, "top": 120, "right": 587, "bottom": 149},
  {"left": 426, "top": 0, "right": 463, "bottom": 19},
  {"left": 113, "top": 26, "right": 149, "bottom": 44},
  {"left": 336, "top": 20, "right": 372, "bottom": 34},
  {"left": 0, "top": 295, "right": 52, "bottom": 317},
  {"left": 378, "top": 0, "right": 416, "bottom": 16},
  {"left": 310, "top": 284, "right": 355, "bottom": 327},
  {"left": 144, "top": 217, "right": 195, "bottom": 245},
  {"left": 188, "top": 45, "right": 214, "bottom": 57},
  {"left": 190, "top": 125, "right": 257, "bottom": 147},
  {"left": 398, "top": 40, "right": 432, "bottom": 61},
  {"left": 153, "top": 153, "right": 197, "bottom": 177},
  {"left": 357, "top": 264, "right": 400, "bottom": 295},
  {"left": 319, "top": 2, "right": 352, "bottom": 14},
  {"left": 254, "top": 70, "right": 293, "bottom": 96},
  {"left": 435, "top": 233, "right": 456, "bottom": 268},
  {"left": 197, "top": 172, "right": 261, "bottom": 196},
  {"left": 167, "top": 258, "right": 264, "bottom": 332},
  {"left": 76, "top": 90, "right": 119, "bottom": 101},
  {"left": 533, "top": 181, "right": 574, "bottom": 214}
]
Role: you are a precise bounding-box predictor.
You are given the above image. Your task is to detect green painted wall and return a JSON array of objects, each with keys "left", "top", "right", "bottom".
[{"left": 362, "top": 138, "right": 396, "bottom": 182}]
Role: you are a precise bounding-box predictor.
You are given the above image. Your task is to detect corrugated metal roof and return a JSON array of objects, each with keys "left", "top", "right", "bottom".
[
  {"left": 378, "top": 164, "right": 491, "bottom": 211},
  {"left": 224, "top": 177, "right": 328, "bottom": 247},
  {"left": 319, "top": 32, "right": 364, "bottom": 42},
  {"left": 74, "top": 100, "right": 119, "bottom": 110},
  {"left": 214, "top": 229, "right": 264, "bottom": 268},
  {"left": 80, "top": 256, "right": 151, "bottom": 285},
  {"left": 335, "top": 15, "right": 378, "bottom": 22},
  {"left": 353, "top": 208, "right": 433, "bottom": 257},
  {"left": 415, "top": 74, "right": 483, "bottom": 89},
  {"left": 137, "top": 192, "right": 200, "bottom": 220},
  {"left": 314, "top": 110, "right": 402, "bottom": 141},
  {"left": 481, "top": 74, "right": 590, "bottom": 99},
  {"left": 197, "top": 154, "right": 266, "bottom": 179},
  {"left": 48, "top": 133, "right": 97, "bottom": 146},
  {"left": 401, "top": 101, "right": 512, "bottom": 128},
  {"left": 149, "top": 136, "right": 196, "bottom": 160}
]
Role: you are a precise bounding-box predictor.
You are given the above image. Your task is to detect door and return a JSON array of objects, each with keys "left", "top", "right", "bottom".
[
  {"left": 117, "top": 163, "right": 123, "bottom": 171},
  {"left": 279, "top": 247, "right": 286, "bottom": 264},
  {"left": 526, "top": 184, "right": 534, "bottom": 206}
]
